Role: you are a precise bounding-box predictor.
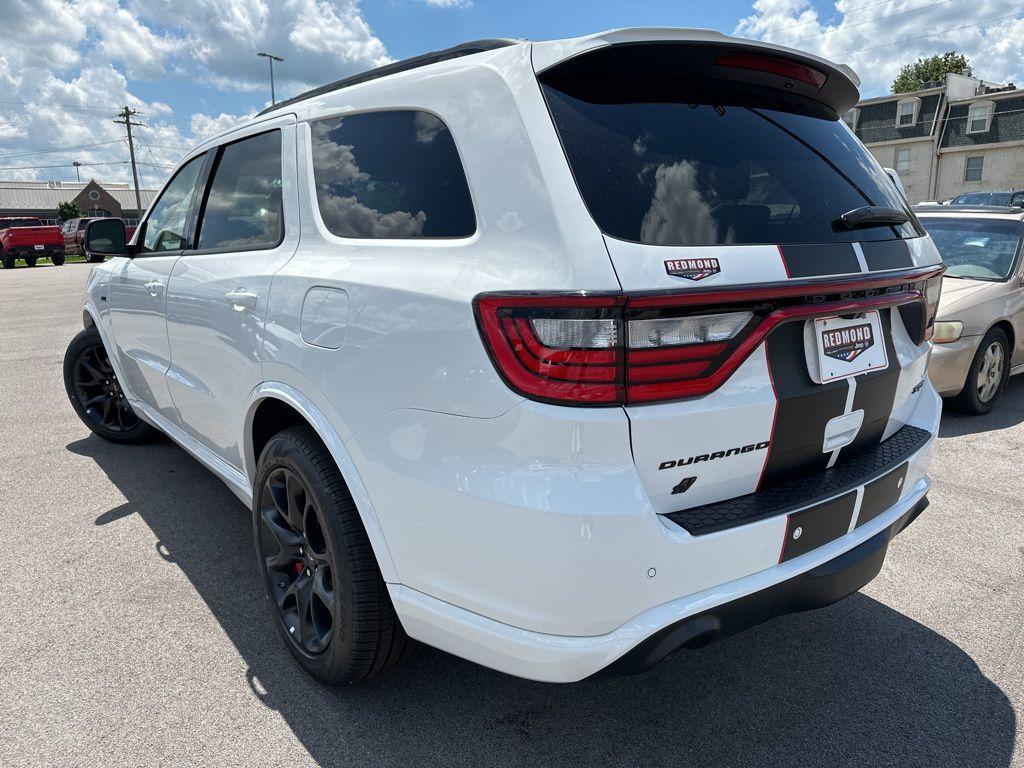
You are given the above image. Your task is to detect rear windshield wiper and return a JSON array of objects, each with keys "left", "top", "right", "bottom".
[{"left": 833, "top": 206, "right": 909, "bottom": 231}]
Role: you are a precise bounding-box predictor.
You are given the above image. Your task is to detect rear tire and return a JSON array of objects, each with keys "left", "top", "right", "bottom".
[
  {"left": 63, "top": 327, "right": 157, "bottom": 444},
  {"left": 87, "top": 253, "right": 105, "bottom": 263},
  {"left": 51, "top": 254, "right": 66, "bottom": 266},
  {"left": 253, "top": 426, "right": 419, "bottom": 684},
  {"left": 1, "top": 251, "right": 13, "bottom": 269},
  {"left": 952, "top": 328, "right": 1009, "bottom": 415},
  {"left": 24, "top": 256, "right": 37, "bottom": 267}
]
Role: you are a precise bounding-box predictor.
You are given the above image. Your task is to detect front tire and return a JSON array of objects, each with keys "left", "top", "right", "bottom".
[
  {"left": 63, "top": 327, "right": 157, "bottom": 443},
  {"left": 952, "top": 328, "right": 1010, "bottom": 415},
  {"left": 253, "top": 426, "right": 418, "bottom": 684},
  {"left": 87, "top": 253, "right": 105, "bottom": 263}
]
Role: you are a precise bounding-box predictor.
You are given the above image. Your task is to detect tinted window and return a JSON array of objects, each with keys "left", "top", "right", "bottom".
[
  {"left": 310, "top": 111, "right": 474, "bottom": 239},
  {"left": 542, "top": 80, "right": 921, "bottom": 247},
  {"left": 952, "top": 192, "right": 1010, "bottom": 206},
  {"left": 920, "top": 217, "right": 1022, "bottom": 281},
  {"left": 0, "top": 218, "right": 43, "bottom": 229},
  {"left": 196, "top": 130, "right": 283, "bottom": 251},
  {"left": 142, "top": 155, "right": 204, "bottom": 253}
]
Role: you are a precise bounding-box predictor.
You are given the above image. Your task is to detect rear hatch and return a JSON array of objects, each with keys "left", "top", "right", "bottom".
[{"left": 535, "top": 38, "right": 943, "bottom": 526}]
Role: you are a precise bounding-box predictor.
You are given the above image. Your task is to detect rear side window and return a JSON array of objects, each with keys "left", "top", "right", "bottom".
[
  {"left": 197, "top": 130, "right": 283, "bottom": 252},
  {"left": 542, "top": 58, "right": 921, "bottom": 247},
  {"left": 309, "top": 111, "right": 475, "bottom": 239}
]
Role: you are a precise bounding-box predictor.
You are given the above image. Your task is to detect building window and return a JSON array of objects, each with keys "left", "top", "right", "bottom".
[
  {"left": 842, "top": 108, "right": 859, "bottom": 131},
  {"left": 896, "top": 98, "right": 919, "bottom": 127},
  {"left": 964, "top": 155, "right": 984, "bottom": 182},
  {"left": 966, "top": 101, "right": 993, "bottom": 134},
  {"left": 895, "top": 147, "right": 911, "bottom": 172}
]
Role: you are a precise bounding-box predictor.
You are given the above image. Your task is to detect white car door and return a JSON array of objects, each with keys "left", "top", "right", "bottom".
[
  {"left": 164, "top": 117, "right": 299, "bottom": 470},
  {"left": 107, "top": 153, "right": 207, "bottom": 423}
]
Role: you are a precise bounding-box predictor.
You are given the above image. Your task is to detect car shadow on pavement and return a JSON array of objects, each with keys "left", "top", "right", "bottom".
[
  {"left": 69, "top": 436, "right": 1016, "bottom": 768},
  {"left": 939, "top": 376, "right": 1024, "bottom": 439}
]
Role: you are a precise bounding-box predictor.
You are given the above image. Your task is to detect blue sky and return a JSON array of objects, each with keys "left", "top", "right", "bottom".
[{"left": 2, "top": 0, "right": 1022, "bottom": 186}]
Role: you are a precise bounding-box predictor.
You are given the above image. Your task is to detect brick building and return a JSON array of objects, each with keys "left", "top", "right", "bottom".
[
  {"left": 0, "top": 179, "right": 157, "bottom": 224},
  {"left": 845, "top": 73, "right": 1024, "bottom": 204}
]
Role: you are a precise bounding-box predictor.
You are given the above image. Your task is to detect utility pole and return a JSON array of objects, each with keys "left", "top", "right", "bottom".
[
  {"left": 113, "top": 106, "right": 144, "bottom": 215},
  {"left": 257, "top": 52, "right": 284, "bottom": 105},
  {"left": 72, "top": 161, "right": 82, "bottom": 183}
]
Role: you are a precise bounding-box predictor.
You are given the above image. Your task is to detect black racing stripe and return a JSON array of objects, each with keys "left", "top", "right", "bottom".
[
  {"left": 860, "top": 240, "right": 914, "bottom": 271},
  {"left": 780, "top": 491, "right": 857, "bottom": 563},
  {"left": 761, "top": 322, "right": 849, "bottom": 488},
  {"left": 780, "top": 243, "right": 861, "bottom": 278},
  {"left": 856, "top": 462, "right": 909, "bottom": 528},
  {"left": 843, "top": 309, "right": 902, "bottom": 457}
]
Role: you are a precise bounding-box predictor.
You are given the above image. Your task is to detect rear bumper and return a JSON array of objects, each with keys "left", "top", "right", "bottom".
[
  {"left": 599, "top": 494, "right": 927, "bottom": 677},
  {"left": 390, "top": 475, "right": 931, "bottom": 682},
  {"left": 6, "top": 245, "right": 64, "bottom": 258}
]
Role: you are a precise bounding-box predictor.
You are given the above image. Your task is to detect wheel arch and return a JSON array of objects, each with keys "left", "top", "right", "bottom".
[
  {"left": 989, "top": 318, "right": 1015, "bottom": 356},
  {"left": 244, "top": 383, "right": 399, "bottom": 583}
]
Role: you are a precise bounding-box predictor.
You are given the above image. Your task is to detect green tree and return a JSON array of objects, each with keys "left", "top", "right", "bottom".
[
  {"left": 891, "top": 52, "right": 972, "bottom": 94},
  {"left": 56, "top": 200, "right": 81, "bottom": 222}
]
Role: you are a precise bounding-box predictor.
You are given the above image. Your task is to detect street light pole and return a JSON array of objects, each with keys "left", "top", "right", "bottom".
[
  {"left": 73, "top": 161, "right": 82, "bottom": 183},
  {"left": 257, "top": 51, "right": 284, "bottom": 105}
]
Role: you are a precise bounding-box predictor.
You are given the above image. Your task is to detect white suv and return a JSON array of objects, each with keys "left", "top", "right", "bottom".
[{"left": 64, "top": 28, "right": 945, "bottom": 684}]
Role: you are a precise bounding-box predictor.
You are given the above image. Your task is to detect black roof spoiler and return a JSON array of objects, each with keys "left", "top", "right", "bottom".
[{"left": 257, "top": 39, "right": 522, "bottom": 116}]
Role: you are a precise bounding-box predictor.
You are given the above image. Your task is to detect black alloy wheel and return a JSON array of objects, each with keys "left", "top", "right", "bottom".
[
  {"left": 63, "top": 327, "right": 156, "bottom": 443},
  {"left": 253, "top": 426, "right": 419, "bottom": 683},
  {"left": 258, "top": 466, "right": 336, "bottom": 655}
]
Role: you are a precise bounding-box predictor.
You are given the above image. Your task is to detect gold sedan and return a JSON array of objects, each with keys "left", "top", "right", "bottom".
[{"left": 916, "top": 206, "right": 1024, "bottom": 414}]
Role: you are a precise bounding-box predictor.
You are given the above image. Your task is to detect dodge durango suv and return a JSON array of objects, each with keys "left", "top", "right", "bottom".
[{"left": 64, "top": 28, "right": 944, "bottom": 684}]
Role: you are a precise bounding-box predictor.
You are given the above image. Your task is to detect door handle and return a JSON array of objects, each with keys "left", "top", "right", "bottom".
[
  {"left": 225, "top": 289, "right": 258, "bottom": 311},
  {"left": 144, "top": 280, "right": 165, "bottom": 297}
]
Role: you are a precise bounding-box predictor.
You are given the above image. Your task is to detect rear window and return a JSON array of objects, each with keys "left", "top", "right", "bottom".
[
  {"left": 542, "top": 71, "right": 921, "bottom": 247},
  {"left": 919, "top": 217, "right": 1022, "bottom": 281},
  {"left": 310, "top": 110, "right": 475, "bottom": 239},
  {"left": 0, "top": 218, "right": 43, "bottom": 229}
]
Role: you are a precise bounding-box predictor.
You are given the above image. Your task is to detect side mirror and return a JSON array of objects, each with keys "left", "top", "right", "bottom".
[{"left": 84, "top": 218, "right": 128, "bottom": 259}]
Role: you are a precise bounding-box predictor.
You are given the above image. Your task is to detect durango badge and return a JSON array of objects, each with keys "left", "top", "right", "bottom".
[
  {"left": 821, "top": 323, "right": 875, "bottom": 362},
  {"left": 664, "top": 257, "right": 720, "bottom": 281}
]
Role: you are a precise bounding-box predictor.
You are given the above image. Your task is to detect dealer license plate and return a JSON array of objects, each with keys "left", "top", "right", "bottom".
[
  {"left": 811, "top": 311, "right": 888, "bottom": 383},
  {"left": 34, "top": 244, "right": 44, "bottom": 251}
]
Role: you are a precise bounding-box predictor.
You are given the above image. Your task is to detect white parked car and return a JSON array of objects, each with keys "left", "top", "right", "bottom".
[{"left": 64, "top": 28, "right": 945, "bottom": 684}]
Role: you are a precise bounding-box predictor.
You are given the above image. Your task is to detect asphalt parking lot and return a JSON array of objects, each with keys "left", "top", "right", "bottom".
[{"left": 1, "top": 262, "right": 1022, "bottom": 767}]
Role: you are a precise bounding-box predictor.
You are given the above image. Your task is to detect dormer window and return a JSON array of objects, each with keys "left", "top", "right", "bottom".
[
  {"left": 896, "top": 98, "right": 919, "bottom": 127},
  {"left": 967, "top": 101, "right": 993, "bottom": 134}
]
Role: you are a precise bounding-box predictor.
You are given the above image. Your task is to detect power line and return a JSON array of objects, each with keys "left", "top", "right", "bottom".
[
  {"left": 761, "top": 0, "right": 905, "bottom": 35},
  {"left": 0, "top": 160, "right": 132, "bottom": 172},
  {"left": 0, "top": 140, "right": 124, "bottom": 160},
  {"left": 835, "top": 10, "right": 1024, "bottom": 56},
  {"left": 780, "top": 0, "right": 960, "bottom": 44}
]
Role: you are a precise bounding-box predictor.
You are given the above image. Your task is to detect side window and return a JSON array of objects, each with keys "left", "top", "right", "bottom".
[
  {"left": 310, "top": 110, "right": 475, "bottom": 239},
  {"left": 141, "top": 155, "right": 205, "bottom": 254},
  {"left": 196, "top": 130, "right": 283, "bottom": 252}
]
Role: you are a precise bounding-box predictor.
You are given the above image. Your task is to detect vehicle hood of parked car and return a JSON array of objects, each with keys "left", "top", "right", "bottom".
[{"left": 937, "top": 276, "right": 1014, "bottom": 325}]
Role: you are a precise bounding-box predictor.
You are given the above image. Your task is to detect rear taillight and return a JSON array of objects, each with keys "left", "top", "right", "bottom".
[
  {"left": 474, "top": 268, "right": 942, "bottom": 407},
  {"left": 923, "top": 275, "right": 943, "bottom": 341},
  {"left": 715, "top": 53, "right": 827, "bottom": 88},
  {"left": 474, "top": 294, "right": 625, "bottom": 405}
]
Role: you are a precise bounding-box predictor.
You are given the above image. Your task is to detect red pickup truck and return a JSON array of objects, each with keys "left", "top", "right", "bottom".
[
  {"left": 0, "top": 217, "right": 65, "bottom": 268},
  {"left": 62, "top": 217, "right": 136, "bottom": 262}
]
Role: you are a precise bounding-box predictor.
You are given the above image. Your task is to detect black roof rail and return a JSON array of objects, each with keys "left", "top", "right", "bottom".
[{"left": 258, "top": 38, "right": 523, "bottom": 116}]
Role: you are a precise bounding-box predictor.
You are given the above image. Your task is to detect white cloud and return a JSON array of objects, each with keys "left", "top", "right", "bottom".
[
  {"left": 735, "top": 0, "right": 1024, "bottom": 97},
  {"left": 0, "top": 0, "right": 391, "bottom": 188},
  {"left": 419, "top": 0, "right": 473, "bottom": 7}
]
